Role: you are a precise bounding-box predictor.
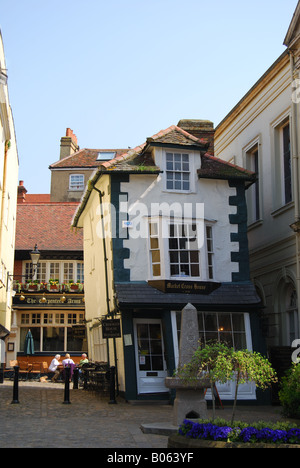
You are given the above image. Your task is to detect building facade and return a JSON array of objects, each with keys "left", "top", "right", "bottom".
[
  {"left": 214, "top": 1, "right": 300, "bottom": 392},
  {"left": 72, "top": 121, "right": 263, "bottom": 403},
  {"left": 9, "top": 183, "right": 87, "bottom": 367},
  {"left": 49, "top": 128, "right": 127, "bottom": 203},
  {"left": 0, "top": 31, "right": 19, "bottom": 362}
]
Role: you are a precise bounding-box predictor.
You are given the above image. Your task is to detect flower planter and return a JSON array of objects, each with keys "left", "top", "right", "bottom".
[{"left": 167, "top": 434, "right": 300, "bottom": 449}]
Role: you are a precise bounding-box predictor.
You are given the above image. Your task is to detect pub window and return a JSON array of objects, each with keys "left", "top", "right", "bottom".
[
  {"left": 43, "top": 313, "right": 53, "bottom": 324},
  {"left": 21, "top": 314, "right": 30, "bottom": 324},
  {"left": 63, "top": 263, "right": 74, "bottom": 282},
  {"left": 50, "top": 262, "right": 60, "bottom": 280},
  {"left": 76, "top": 263, "right": 84, "bottom": 283},
  {"left": 68, "top": 313, "right": 77, "bottom": 324},
  {"left": 19, "top": 313, "right": 87, "bottom": 353},
  {"left": 32, "top": 313, "right": 41, "bottom": 324},
  {"left": 55, "top": 313, "right": 65, "bottom": 324}
]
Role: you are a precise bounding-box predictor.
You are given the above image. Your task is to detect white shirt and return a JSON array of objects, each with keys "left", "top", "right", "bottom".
[
  {"left": 49, "top": 358, "right": 60, "bottom": 372},
  {"left": 62, "top": 358, "right": 75, "bottom": 367}
]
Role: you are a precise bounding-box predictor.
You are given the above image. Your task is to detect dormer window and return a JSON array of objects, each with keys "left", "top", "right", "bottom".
[{"left": 166, "top": 152, "right": 190, "bottom": 191}]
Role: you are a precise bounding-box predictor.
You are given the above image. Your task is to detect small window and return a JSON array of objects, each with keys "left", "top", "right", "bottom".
[
  {"left": 97, "top": 151, "right": 116, "bottom": 161},
  {"left": 166, "top": 152, "right": 190, "bottom": 191},
  {"left": 69, "top": 174, "right": 85, "bottom": 191}
]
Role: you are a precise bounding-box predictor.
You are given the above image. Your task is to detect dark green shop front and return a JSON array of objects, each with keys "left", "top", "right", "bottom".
[{"left": 115, "top": 282, "right": 263, "bottom": 402}]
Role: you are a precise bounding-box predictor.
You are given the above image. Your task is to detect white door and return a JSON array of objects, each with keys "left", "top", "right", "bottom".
[{"left": 134, "top": 319, "right": 168, "bottom": 394}]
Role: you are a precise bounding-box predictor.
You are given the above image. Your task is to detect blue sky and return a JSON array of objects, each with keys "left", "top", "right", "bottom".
[{"left": 0, "top": 0, "right": 298, "bottom": 193}]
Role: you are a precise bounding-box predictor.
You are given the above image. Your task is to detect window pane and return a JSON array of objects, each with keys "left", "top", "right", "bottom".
[
  {"left": 20, "top": 327, "right": 40, "bottom": 352},
  {"left": 43, "top": 327, "right": 64, "bottom": 352},
  {"left": 67, "top": 326, "right": 87, "bottom": 352},
  {"left": 152, "top": 264, "right": 161, "bottom": 276}
]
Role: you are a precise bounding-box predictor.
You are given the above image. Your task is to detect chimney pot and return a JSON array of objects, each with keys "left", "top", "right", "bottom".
[{"left": 60, "top": 128, "right": 79, "bottom": 160}]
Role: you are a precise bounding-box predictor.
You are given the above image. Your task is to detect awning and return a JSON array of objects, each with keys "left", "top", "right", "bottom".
[
  {"left": 115, "top": 281, "right": 262, "bottom": 311},
  {"left": 0, "top": 324, "right": 10, "bottom": 341}
]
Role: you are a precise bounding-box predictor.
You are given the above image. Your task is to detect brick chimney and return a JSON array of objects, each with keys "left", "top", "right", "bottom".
[
  {"left": 177, "top": 119, "right": 215, "bottom": 155},
  {"left": 60, "top": 128, "right": 79, "bottom": 160},
  {"left": 17, "top": 180, "right": 27, "bottom": 203}
]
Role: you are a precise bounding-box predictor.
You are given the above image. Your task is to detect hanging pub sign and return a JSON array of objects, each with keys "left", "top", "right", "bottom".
[
  {"left": 148, "top": 280, "right": 221, "bottom": 295},
  {"left": 102, "top": 319, "right": 121, "bottom": 339}
]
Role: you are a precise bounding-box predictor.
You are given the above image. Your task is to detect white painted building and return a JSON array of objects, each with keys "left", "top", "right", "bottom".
[
  {"left": 0, "top": 30, "right": 19, "bottom": 365},
  {"left": 73, "top": 121, "right": 262, "bottom": 403}
]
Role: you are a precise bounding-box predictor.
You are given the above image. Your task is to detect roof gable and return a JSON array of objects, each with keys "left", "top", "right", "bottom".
[{"left": 284, "top": 1, "right": 300, "bottom": 47}]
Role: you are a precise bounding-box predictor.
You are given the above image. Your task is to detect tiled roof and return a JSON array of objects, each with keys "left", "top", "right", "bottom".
[
  {"left": 198, "top": 154, "right": 256, "bottom": 183},
  {"left": 49, "top": 148, "right": 128, "bottom": 169},
  {"left": 15, "top": 203, "right": 83, "bottom": 252},
  {"left": 100, "top": 125, "right": 208, "bottom": 172},
  {"left": 115, "top": 282, "right": 261, "bottom": 309}
]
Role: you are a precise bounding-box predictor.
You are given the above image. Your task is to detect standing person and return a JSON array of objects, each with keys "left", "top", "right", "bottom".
[
  {"left": 49, "top": 355, "right": 61, "bottom": 383},
  {"left": 62, "top": 353, "right": 75, "bottom": 381}
]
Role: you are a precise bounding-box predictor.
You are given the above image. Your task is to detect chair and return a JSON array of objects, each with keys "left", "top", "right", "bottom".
[
  {"left": 29, "top": 362, "right": 41, "bottom": 380},
  {"left": 9, "top": 360, "right": 18, "bottom": 368},
  {"left": 41, "top": 362, "right": 48, "bottom": 373},
  {"left": 18, "top": 361, "right": 31, "bottom": 381}
]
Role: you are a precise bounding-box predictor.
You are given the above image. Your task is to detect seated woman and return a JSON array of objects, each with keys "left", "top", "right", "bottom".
[{"left": 62, "top": 353, "right": 75, "bottom": 381}]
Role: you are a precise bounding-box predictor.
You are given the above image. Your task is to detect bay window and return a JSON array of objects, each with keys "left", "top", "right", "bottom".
[{"left": 148, "top": 218, "right": 214, "bottom": 281}]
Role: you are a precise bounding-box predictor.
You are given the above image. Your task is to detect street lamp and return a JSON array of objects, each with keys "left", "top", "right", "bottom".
[
  {"left": 29, "top": 244, "right": 41, "bottom": 278},
  {"left": 4, "top": 244, "right": 41, "bottom": 289}
]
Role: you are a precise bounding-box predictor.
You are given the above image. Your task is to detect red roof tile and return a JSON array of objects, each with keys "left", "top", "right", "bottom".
[
  {"left": 49, "top": 148, "right": 128, "bottom": 169},
  {"left": 15, "top": 203, "right": 83, "bottom": 252}
]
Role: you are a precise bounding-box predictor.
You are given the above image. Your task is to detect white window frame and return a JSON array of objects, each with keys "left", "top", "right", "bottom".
[
  {"left": 164, "top": 150, "right": 195, "bottom": 193},
  {"left": 147, "top": 217, "right": 214, "bottom": 281},
  {"left": 69, "top": 174, "right": 85, "bottom": 191},
  {"left": 23, "top": 260, "right": 84, "bottom": 283},
  {"left": 271, "top": 112, "right": 293, "bottom": 210},
  {"left": 244, "top": 137, "right": 261, "bottom": 225}
]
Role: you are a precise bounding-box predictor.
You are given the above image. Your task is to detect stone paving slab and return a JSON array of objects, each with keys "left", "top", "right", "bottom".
[
  {"left": 0, "top": 380, "right": 297, "bottom": 449},
  {"left": 0, "top": 381, "right": 171, "bottom": 448}
]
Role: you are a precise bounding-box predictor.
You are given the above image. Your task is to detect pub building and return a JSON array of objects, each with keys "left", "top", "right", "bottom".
[
  {"left": 72, "top": 121, "right": 264, "bottom": 403},
  {"left": 8, "top": 184, "right": 87, "bottom": 368}
]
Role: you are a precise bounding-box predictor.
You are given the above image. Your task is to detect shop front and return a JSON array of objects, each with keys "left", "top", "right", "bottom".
[
  {"left": 11, "top": 291, "right": 87, "bottom": 367},
  {"left": 116, "top": 281, "right": 263, "bottom": 403}
]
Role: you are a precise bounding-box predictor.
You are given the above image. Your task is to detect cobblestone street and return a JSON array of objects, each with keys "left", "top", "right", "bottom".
[{"left": 0, "top": 382, "right": 171, "bottom": 448}]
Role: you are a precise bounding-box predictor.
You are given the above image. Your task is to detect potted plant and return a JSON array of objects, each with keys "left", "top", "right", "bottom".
[
  {"left": 65, "top": 280, "right": 84, "bottom": 292},
  {"left": 47, "top": 279, "right": 60, "bottom": 291},
  {"left": 26, "top": 279, "right": 41, "bottom": 291}
]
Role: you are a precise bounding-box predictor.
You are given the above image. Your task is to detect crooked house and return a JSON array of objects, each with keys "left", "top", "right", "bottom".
[{"left": 72, "top": 120, "right": 264, "bottom": 403}]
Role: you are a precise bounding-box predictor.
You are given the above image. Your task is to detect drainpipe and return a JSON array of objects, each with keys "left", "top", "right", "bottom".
[{"left": 92, "top": 184, "right": 119, "bottom": 394}]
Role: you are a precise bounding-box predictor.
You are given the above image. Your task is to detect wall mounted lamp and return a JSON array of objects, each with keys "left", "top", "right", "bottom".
[{"left": 4, "top": 244, "right": 41, "bottom": 290}]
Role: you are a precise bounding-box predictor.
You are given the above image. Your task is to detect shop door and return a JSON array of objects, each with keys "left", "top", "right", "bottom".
[{"left": 134, "top": 319, "right": 168, "bottom": 394}]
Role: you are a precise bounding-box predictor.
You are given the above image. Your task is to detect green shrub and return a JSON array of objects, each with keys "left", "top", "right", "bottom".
[{"left": 279, "top": 363, "right": 300, "bottom": 419}]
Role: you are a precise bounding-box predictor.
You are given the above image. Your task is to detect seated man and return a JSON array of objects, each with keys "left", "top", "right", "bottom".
[
  {"left": 49, "top": 355, "right": 61, "bottom": 383},
  {"left": 79, "top": 353, "right": 89, "bottom": 367}
]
